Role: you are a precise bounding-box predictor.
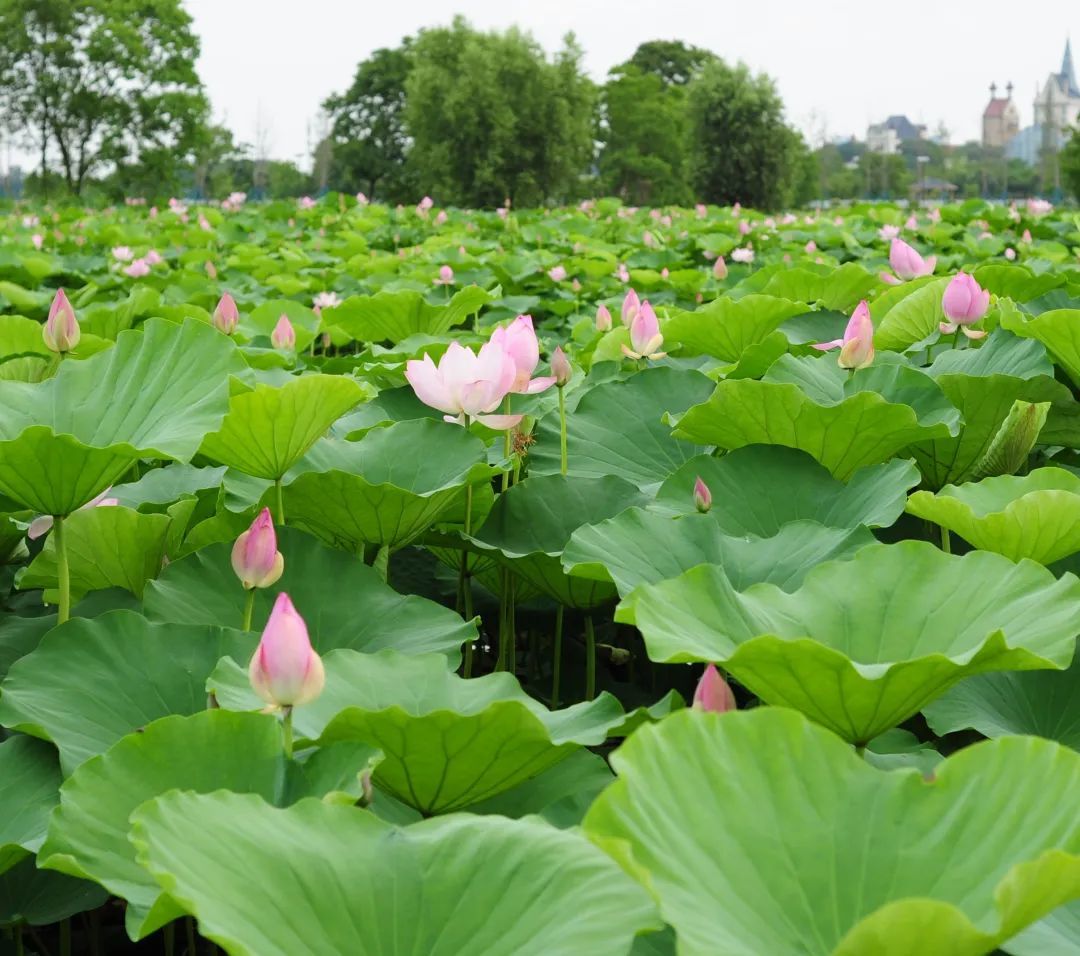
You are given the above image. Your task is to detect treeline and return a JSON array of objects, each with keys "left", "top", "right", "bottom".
[{"left": 321, "top": 19, "right": 816, "bottom": 210}]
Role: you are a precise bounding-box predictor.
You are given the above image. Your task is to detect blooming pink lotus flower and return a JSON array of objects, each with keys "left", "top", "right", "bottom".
[
  {"left": 814, "top": 300, "right": 875, "bottom": 369},
  {"left": 1027, "top": 198, "right": 1052, "bottom": 215},
  {"left": 693, "top": 477, "right": 712, "bottom": 513},
  {"left": 271, "top": 314, "right": 297, "bottom": 350},
  {"left": 213, "top": 293, "right": 239, "bottom": 335},
  {"left": 622, "top": 300, "right": 666, "bottom": 361},
  {"left": 940, "top": 274, "right": 990, "bottom": 339},
  {"left": 232, "top": 508, "right": 285, "bottom": 589},
  {"left": 31, "top": 233, "right": 44, "bottom": 250},
  {"left": 1005, "top": 247, "right": 1016, "bottom": 261},
  {"left": 312, "top": 291, "right": 340, "bottom": 315},
  {"left": 124, "top": 258, "right": 150, "bottom": 278},
  {"left": 435, "top": 265, "right": 454, "bottom": 286},
  {"left": 356, "top": 192, "right": 369, "bottom": 205},
  {"left": 596, "top": 304, "right": 613, "bottom": 332},
  {"left": 144, "top": 249, "right": 163, "bottom": 265},
  {"left": 781, "top": 214, "right": 798, "bottom": 225},
  {"left": 764, "top": 217, "right": 776, "bottom": 228},
  {"left": 643, "top": 230, "right": 656, "bottom": 249},
  {"left": 405, "top": 340, "right": 522, "bottom": 429},
  {"left": 713, "top": 256, "right": 728, "bottom": 280},
  {"left": 42, "top": 288, "right": 80, "bottom": 353},
  {"left": 418, "top": 195, "right": 434, "bottom": 212},
  {"left": 548, "top": 265, "right": 567, "bottom": 282},
  {"left": 28, "top": 488, "right": 117, "bottom": 540},
  {"left": 879, "top": 224, "right": 901, "bottom": 241},
  {"left": 730, "top": 247, "right": 754, "bottom": 264},
  {"left": 621, "top": 289, "right": 641, "bottom": 327},
  {"left": 489, "top": 315, "right": 557, "bottom": 394},
  {"left": 615, "top": 263, "right": 630, "bottom": 283},
  {"left": 22, "top": 215, "right": 39, "bottom": 227},
  {"left": 111, "top": 246, "right": 133, "bottom": 262},
  {"left": 248, "top": 593, "right": 325, "bottom": 708},
  {"left": 551, "top": 346, "right": 572, "bottom": 387},
  {"left": 885, "top": 238, "right": 936, "bottom": 283},
  {"left": 299, "top": 196, "right": 316, "bottom": 210},
  {"left": 833, "top": 215, "right": 845, "bottom": 226},
  {"left": 693, "top": 664, "right": 736, "bottom": 713}
]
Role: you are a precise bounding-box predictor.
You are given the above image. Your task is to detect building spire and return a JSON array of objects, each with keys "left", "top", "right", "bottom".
[{"left": 1063, "top": 38, "right": 1079, "bottom": 97}]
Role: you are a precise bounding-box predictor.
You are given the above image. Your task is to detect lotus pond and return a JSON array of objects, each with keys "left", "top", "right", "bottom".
[{"left": 3, "top": 195, "right": 1080, "bottom": 955}]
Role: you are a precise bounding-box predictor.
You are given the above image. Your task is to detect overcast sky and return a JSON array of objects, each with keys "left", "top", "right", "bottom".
[{"left": 188, "top": 1, "right": 1078, "bottom": 164}]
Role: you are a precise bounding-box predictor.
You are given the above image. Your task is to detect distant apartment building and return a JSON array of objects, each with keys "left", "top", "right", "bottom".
[{"left": 866, "top": 115, "right": 926, "bottom": 154}]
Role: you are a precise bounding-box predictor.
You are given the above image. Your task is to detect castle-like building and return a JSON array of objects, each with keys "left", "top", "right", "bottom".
[{"left": 982, "top": 82, "right": 1019, "bottom": 148}]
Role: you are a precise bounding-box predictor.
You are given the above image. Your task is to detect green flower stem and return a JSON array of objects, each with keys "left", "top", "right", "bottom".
[
  {"left": 952, "top": 329, "right": 961, "bottom": 351},
  {"left": 501, "top": 397, "right": 513, "bottom": 492},
  {"left": 459, "top": 443, "right": 475, "bottom": 676},
  {"left": 14, "top": 926, "right": 23, "bottom": 956},
  {"left": 558, "top": 386, "right": 568, "bottom": 476},
  {"left": 940, "top": 525, "right": 951, "bottom": 554},
  {"left": 551, "top": 605, "right": 564, "bottom": 708},
  {"left": 585, "top": 615, "right": 596, "bottom": 701},
  {"left": 282, "top": 706, "right": 294, "bottom": 759},
  {"left": 242, "top": 589, "right": 256, "bottom": 632},
  {"left": 162, "top": 922, "right": 173, "bottom": 956},
  {"left": 55, "top": 515, "right": 71, "bottom": 626},
  {"left": 274, "top": 478, "right": 285, "bottom": 525}
]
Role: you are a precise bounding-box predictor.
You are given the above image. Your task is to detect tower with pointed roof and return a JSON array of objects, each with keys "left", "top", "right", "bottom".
[
  {"left": 982, "top": 81, "right": 1020, "bottom": 148},
  {"left": 1034, "top": 40, "right": 1080, "bottom": 136}
]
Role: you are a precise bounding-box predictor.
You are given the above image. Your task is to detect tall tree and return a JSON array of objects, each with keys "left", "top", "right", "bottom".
[
  {"left": 599, "top": 65, "right": 692, "bottom": 205},
  {"left": 628, "top": 40, "right": 716, "bottom": 86},
  {"left": 687, "top": 59, "right": 806, "bottom": 209},
  {"left": 405, "top": 18, "right": 595, "bottom": 207},
  {"left": 1062, "top": 127, "right": 1080, "bottom": 202},
  {"left": 323, "top": 42, "right": 415, "bottom": 202},
  {"left": 0, "top": 0, "right": 208, "bottom": 195}
]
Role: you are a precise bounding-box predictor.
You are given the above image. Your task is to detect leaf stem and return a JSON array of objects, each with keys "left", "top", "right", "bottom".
[
  {"left": 551, "top": 605, "right": 564, "bottom": 708},
  {"left": 459, "top": 433, "right": 475, "bottom": 676},
  {"left": 282, "top": 706, "right": 294, "bottom": 759},
  {"left": 501, "top": 397, "right": 512, "bottom": 492},
  {"left": 59, "top": 920, "right": 71, "bottom": 956},
  {"left": 185, "top": 916, "right": 197, "bottom": 956},
  {"left": 940, "top": 525, "right": 951, "bottom": 554},
  {"left": 162, "top": 922, "right": 173, "bottom": 956},
  {"left": 274, "top": 478, "right": 285, "bottom": 525},
  {"left": 952, "top": 329, "right": 961, "bottom": 351},
  {"left": 585, "top": 615, "right": 596, "bottom": 701},
  {"left": 558, "top": 386, "right": 568, "bottom": 476},
  {"left": 55, "top": 515, "right": 70, "bottom": 626},
  {"left": 242, "top": 589, "right": 255, "bottom": 632}
]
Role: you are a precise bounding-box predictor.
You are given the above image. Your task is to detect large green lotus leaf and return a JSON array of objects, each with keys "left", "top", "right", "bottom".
[
  {"left": 622, "top": 541, "right": 1080, "bottom": 742},
  {"left": 39, "top": 710, "right": 371, "bottom": 939},
  {"left": 872, "top": 276, "right": 951, "bottom": 350},
  {"left": 198, "top": 374, "right": 371, "bottom": 479},
  {"left": 0, "top": 736, "right": 60, "bottom": 875},
  {"left": 466, "top": 473, "right": 649, "bottom": 607},
  {"left": 655, "top": 447, "right": 920, "bottom": 533},
  {"left": 975, "top": 262, "right": 1066, "bottom": 303},
  {"left": 923, "top": 653, "right": 1080, "bottom": 748},
  {"left": 1000, "top": 307, "right": 1080, "bottom": 386},
  {"left": 0, "top": 314, "right": 51, "bottom": 382},
  {"left": 927, "top": 328, "right": 1054, "bottom": 379},
  {"left": 1005, "top": 904, "right": 1080, "bottom": 955},
  {"left": 564, "top": 509, "right": 874, "bottom": 598},
  {"left": 282, "top": 420, "right": 496, "bottom": 551},
  {"left": 907, "top": 468, "right": 1080, "bottom": 563},
  {"left": 673, "top": 362, "right": 960, "bottom": 480},
  {"left": 0, "top": 859, "right": 108, "bottom": 927},
  {"left": 0, "top": 611, "right": 251, "bottom": 774},
  {"left": 530, "top": 367, "right": 713, "bottom": 486},
  {"left": 130, "top": 792, "right": 659, "bottom": 956},
  {"left": 584, "top": 707, "right": 1080, "bottom": 956},
  {"left": 906, "top": 374, "right": 1064, "bottom": 488},
  {"left": 760, "top": 262, "right": 877, "bottom": 311},
  {"left": 18, "top": 505, "right": 170, "bottom": 600},
  {"left": 322, "top": 286, "right": 493, "bottom": 343},
  {"left": 0, "top": 319, "right": 241, "bottom": 514},
  {"left": 144, "top": 528, "right": 473, "bottom": 658},
  {"left": 111, "top": 463, "right": 227, "bottom": 510},
  {"left": 662, "top": 294, "right": 806, "bottom": 361},
  {"left": 211, "top": 647, "right": 628, "bottom": 814}
]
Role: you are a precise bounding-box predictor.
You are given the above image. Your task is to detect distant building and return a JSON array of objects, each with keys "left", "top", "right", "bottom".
[
  {"left": 1006, "top": 124, "right": 1042, "bottom": 165},
  {"left": 866, "top": 114, "right": 926, "bottom": 154},
  {"left": 982, "top": 82, "right": 1020, "bottom": 148},
  {"left": 1034, "top": 39, "right": 1080, "bottom": 140}
]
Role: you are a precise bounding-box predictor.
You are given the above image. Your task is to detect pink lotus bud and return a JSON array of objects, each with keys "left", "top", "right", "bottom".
[
  {"left": 435, "top": 210, "right": 448, "bottom": 225},
  {"left": 31, "top": 233, "right": 43, "bottom": 249},
  {"left": 271, "top": 314, "right": 296, "bottom": 350},
  {"left": 738, "top": 220, "right": 751, "bottom": 235},
  {"left": 596, "top": 304, "right": 613, "bottom": 332},
  {"left": 551, "top": 346, "right": 572, "bottom": 387},
  {"left": 940, "top": 273, "right": 990, "bottom": 339},
  {"left": 731, "top": 247, "right": 754, "bottom": 264},
  {"left": 643, "top": 230, "right": 656, "bottom": 248},
  {"left": 548, "top": 265, "right": 567, "bottom": 282},
  {"left": 805, "top": 240, "right": 817, "bottom": 254},
  {"left": 43, "top": 288, "right": 80, "bottom": 352},
  {"left": 111, "top": 245, "right": 133, "bottom": 262},
  {"left": 621, "top": 289, "right": 641, "bottom": 327},
  {"left": 205, "top": 261, "right": 217, "bottom": 279},
  {"left": 621, "top": 301, "right": 666, "bottom": 361},
  {"left": 356, "top": 192, "right": 368, "bottom": 205},
  {"left": 889, "top": 238, "right": 937, "bottom": 281},
  {"left": 693, "top": 477, "right": 712, "bottom": 513},
  {"left": 145, "top": 249, "right": 163, "bottom": 265},
  {"left": 213, "top": 293, "right": 239, "bottom": 334},
  {"left": 814, "top": 300, "right": 874, "bottom": 369},
  {"left": 1005, "top": 247, "right": 1016, "bottom": 261},
  {"left": 248, "top": 593, "right": 324, "bottom": 707},
  {"left": 124, "top": 258, "right": 150, "bottom": 278},
  {"left": 693, "top": 664, "right": 736, "bottom": 713},
  {"left": 695, "top": 203, "right": 707, "bottom": 218},
  {"left": 905, "top": 216, "right": 918, "bottom": 230},
  {"left": 231, "top": 508, "right": 285, "bottom": 589},
  {"left": 1022, "top": 229, "right": 1033, "bottom": 243},
  {"left": 436, "top": 265, "right": 454, "bottom": 285},
  {"left": 713, "top": 256, "right": 727, "bottom": 280}
]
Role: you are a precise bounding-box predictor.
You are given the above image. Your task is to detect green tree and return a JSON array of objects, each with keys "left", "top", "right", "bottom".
[
  {"left": 599, "top": 65, "right": 692, "bottom": 205},
  {"left": 687, "top": 59, "right": 805, "bottom": 209},
  {"left": 405, "top": 18, "right": 595, "bottom": 207},
  {"left": 1062, "top": 127, "right": 1080, "bottom": 201},
  {"left": 628, "top": 39, "right": 716, "bottom": 86},
  {"left": 0, "top": 0, "right": 208, "bottom": 196},
  {"left": 324, "top": 43, "right": 415, "bottom": 202}
]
